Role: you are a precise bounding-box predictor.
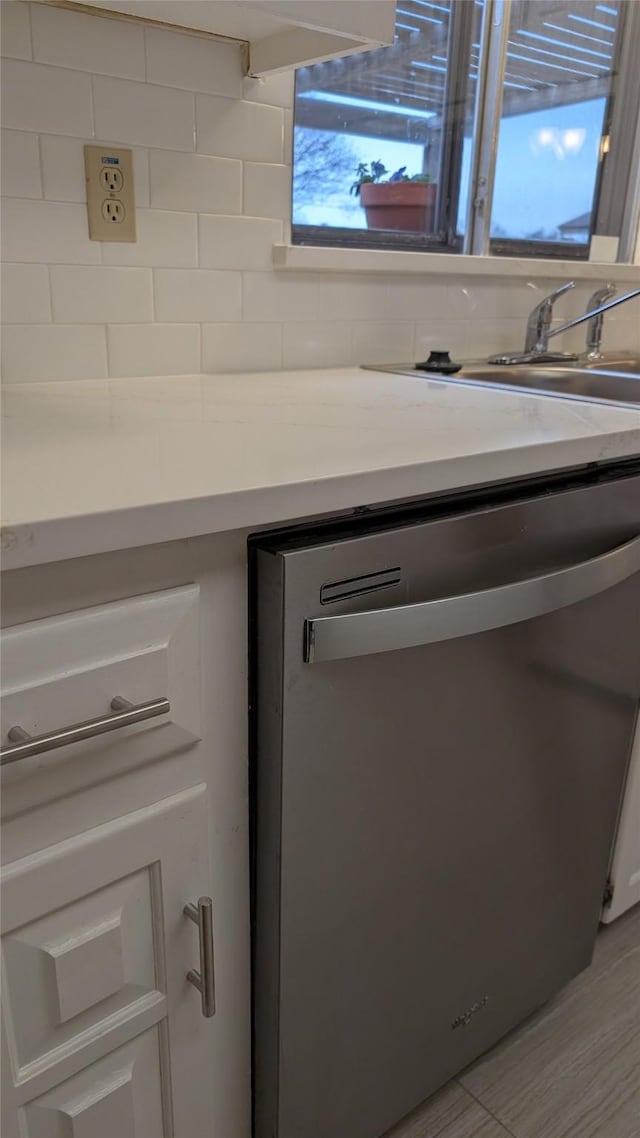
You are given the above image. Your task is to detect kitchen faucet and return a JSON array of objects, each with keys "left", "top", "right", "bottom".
[
  {"left": 489, "top": 283, "right": 640, "bottom": 366},
  {"left": 584, "top": 283, "right": 616, "bottom": 360},
  {"left": 524, "top": 280, "right": 576, "bottom": 356}
]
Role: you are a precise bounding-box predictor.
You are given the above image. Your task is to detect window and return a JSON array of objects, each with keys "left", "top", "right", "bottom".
[
  {"left": 488, "top": 0, "right": 635, "bottom": 259},
  {"left": 291, "top": 0, "right": 640, "bottom": 261},
  {"left": 293, "top": 0, "right": 480, "bottom": 251}
]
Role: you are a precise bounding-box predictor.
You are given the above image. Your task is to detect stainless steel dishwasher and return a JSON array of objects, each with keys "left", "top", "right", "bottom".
[{"left": 251, "top": 463, "right": 640, "bottom": 1138}]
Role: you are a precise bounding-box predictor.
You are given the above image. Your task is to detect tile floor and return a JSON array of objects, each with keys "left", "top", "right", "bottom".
[{"left": 385, "top": 904, "right": 640, "bottom": 1138}]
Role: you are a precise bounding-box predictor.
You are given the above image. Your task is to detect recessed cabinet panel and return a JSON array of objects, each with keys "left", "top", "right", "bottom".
[
  {"left": 2, "top": 867, "right": 160, "bottom": 1073},
  {"left": 1, "top": 585, "right": 201, "bottom": 818},
  {"left": 21, "top": 1027, "right": 166, "bottom": 1138}
]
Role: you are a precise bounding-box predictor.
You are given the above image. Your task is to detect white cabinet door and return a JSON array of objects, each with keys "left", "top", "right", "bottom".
[
  {"left": 1, "top": 784, "right": 218, "bottom": 1137},
  {"left": 602, "top": 719, "right": 640, "bottom": 922},
  {"left": 76, "top": 0, "right": 396, "bottom": 74}
]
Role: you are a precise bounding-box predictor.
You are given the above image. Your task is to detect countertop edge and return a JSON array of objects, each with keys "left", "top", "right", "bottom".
[{"left": 4, "top": 427, "right": 640, "bottom": 572}]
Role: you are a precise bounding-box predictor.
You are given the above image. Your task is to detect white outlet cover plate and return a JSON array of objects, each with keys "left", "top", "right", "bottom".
[{"left": 84, "top": 145, "right": 136, "bottom": 243}]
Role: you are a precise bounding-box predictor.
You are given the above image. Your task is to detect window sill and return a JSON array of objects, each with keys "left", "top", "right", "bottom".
[{"left": 273, "top": 244, "right": 640, "bottom": 281}]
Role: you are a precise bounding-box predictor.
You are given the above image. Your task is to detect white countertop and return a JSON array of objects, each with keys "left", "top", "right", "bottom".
[{"left": 2, "top": 368, "right": 640, "bottom": 571}]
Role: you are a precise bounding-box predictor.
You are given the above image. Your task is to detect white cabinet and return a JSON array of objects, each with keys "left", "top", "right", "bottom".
[
  {"left": 0, "top": 585, "right": 201, "bottom": 818},
  {"left": 1, "top": 572, "right": 248, "bottom": 1137},
  {"left": 602, "top": 717, "right": 640, "bottom": 923},
  {"left": 76, "top": 0, "right": 396, "bottom": 75},
  {"left": 1, "top": 784, "right": 216, "bottom": 1137}
]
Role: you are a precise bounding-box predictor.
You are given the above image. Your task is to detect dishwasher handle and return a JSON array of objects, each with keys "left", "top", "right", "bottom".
[{"left": 304, "top": 533, "right": 640, "bottom": 664}]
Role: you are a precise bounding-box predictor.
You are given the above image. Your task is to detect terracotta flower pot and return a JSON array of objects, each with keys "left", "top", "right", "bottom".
[{"left": 359, "top": 181, "right": 437, "bottom": 232}]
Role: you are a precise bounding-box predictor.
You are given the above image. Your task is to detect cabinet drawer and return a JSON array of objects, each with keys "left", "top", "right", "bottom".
[{"left": 1, "top": 586, "right": 201, "bottom": 816}]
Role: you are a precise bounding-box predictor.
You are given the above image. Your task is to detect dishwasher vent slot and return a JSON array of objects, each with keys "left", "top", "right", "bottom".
[{"left": 320, "top": 567, "right": 401, "bottom": 605}]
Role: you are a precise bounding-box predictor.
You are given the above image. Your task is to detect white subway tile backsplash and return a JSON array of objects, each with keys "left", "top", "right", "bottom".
[
  {"left": 313, "top": 277, "right": 385, "bottom": 323},
  {"left": 414, "top": 319, "right": 520, "bottom": 361},
  {"left": 1, "top": 59, "right": 93, "bottom": 136},
  {"left": 283, "top": 322, "right": 352, "bottom": 370},
  {"left": 199, "top": 215, "right": 283, "bottom": 270},
  {"left": 449, "top": 281, "right": 539, "bottom": 321},
  {"left": 50, "top": 266, "right": 153, "bottom": 323},
  {"left": 243, "top": 72, "right": 294, "bottom": 109},
  {"left": 102, "top": 209, "right": 197, "bottom": 267},
  {"left": 154, "top": 269, "right": 241, "bottom": 322},
  {"left": 93, "top": 76, "right": 195, "bottom": 151},
  {"left": 414, "top": 321, "right": 463, "bottom": 361},
  {"left": 40, "top": 136, "right": 150, "bottom": 206},
  {"left": 1, "top": 129, "right": 41, "bottom": 197},
  {"left": 145, "top": 26, "right": 243, "bottom": 97},
  {"left": 0, "top": 1, "right": 31, "bottom": 60},
  {"left": 202, "top": 322, "right": 283, "bottom": 373},
  {"left": 603, "top": 312, "right": 640, "bottom": 351},
  {"left": 196, "top": 95, "right": 284, "bottom": 163},
  {"left": 448, "top": 318, "right": 524, "bottom": 359},
  {"left": 351, "top": 322, "right": 415, "bottom": 366},
  {"left": 314, "top": 277, "right": 454, "bottom": 324},
  {"left": 243, "top": 272, "right": 320, "bottom": 323},
  {"left": 149, "top": 150, "right": 241, "bottom": 214},
  {"left": 375, "top": 280, "right": 453, "bottom": 322},
  {"left": 107, "top": 323, "right": 200, "bottom": 377},
  {"left": 243, "top": 163, "right": 290, "bottom": 220},
  {"left": 31, "top": 4, "right": 145, "bottom": 79},
  {"left": 1, "top": 198, "right": 100, "bottom": 264},
  {"left": 1, "top": 324, "right": 107, "bottom": 382},
  {"left": 1, "top": 264, "right": 51, "bottom": 323}
]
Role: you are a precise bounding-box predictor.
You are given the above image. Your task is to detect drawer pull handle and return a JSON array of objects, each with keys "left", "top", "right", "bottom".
[
  {"left": 184, "top": 897, "right": 216, "bottom": 1018},
  {"left": 0, "top": 696, "right": 170, "bottom": 766}
]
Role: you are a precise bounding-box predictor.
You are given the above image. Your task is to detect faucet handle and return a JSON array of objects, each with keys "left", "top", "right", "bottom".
[
  {"left": 525, "top": 281, "right": 575, "bottom": 353},
  {"left": 543, "top": 280, "right": 576, "bottom": 305},
  {"left": 587, "top": 282, "right": 616, "bottom": 309},
  {"left": 529, "top": 280, "right": 576, "bottom": 320}
]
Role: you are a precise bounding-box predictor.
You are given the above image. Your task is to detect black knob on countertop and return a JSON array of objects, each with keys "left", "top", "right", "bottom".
[{"left": 415, "top": 350, "right": 462, "bottom": 375}]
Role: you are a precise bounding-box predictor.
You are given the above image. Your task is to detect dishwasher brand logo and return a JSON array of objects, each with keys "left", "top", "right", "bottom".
[{"left": 451, "top": 994, "right": 489, "bottom": 1030}]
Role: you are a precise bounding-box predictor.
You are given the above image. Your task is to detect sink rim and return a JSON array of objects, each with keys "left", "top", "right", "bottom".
[{"left": 364, "top": 358, "right": 640, "bottom": 410}]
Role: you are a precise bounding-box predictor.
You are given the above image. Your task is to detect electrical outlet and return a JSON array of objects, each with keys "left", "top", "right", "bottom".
[
  {"left": 100, "top": 166, "right": 124, "bottom": 193},
  {"left": 102, "top": 199, "right": 126, "bottom": 224},
  {"left": 84, "top": 145, "right": 136, "bottom": 242}
]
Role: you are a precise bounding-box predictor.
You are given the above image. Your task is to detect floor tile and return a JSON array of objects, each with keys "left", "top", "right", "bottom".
[
  {"left": 459, "top": 906, "right": 640, "bottom": 1138},
  {"left": 383, "top": 1080, "right": 513, "bottom": 1138}
]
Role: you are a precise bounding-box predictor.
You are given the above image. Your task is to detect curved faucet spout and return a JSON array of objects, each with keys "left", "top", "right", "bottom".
[
  {"left": 547, "top": 287, "right": 640, "bottom": 341},
  {"left": 490, "top": 285, "right": 640, "bottom": 366}
]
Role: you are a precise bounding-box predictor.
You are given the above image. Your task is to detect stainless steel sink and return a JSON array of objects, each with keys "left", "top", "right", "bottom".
[
  {"left": 579, "top": 355, "right": 640, "bottom": 375},
  {"left": 366, "top": 356, "right": 640, "bottom": 408}
]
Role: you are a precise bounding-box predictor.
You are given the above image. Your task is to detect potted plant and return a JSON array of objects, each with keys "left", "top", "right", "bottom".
[{"left": 351, "top": 161, "right": 437, "bottom": 233}]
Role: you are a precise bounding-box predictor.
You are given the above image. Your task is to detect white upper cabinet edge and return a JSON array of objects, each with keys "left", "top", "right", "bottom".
[{"left": 68, "top": 0, "right": 396, "bottom": 76}]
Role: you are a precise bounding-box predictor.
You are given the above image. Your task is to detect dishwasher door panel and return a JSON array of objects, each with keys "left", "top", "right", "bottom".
[{"left": 253, "top": 472, "right": 640, "bottom": 1138}]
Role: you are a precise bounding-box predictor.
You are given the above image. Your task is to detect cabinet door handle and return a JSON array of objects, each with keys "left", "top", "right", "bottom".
[
  {"left": 0, "top": 696, "right": 170, "bottom": 765},
  {"left": 184, "top": 897, "right": 216, "bottom": 1018}
]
